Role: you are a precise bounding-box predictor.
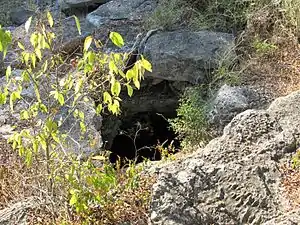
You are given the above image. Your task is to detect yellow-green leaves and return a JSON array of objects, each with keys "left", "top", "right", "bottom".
[
  {"left": 0, "top": 27, "right": 12, "bottom": 58},
  {"left": 73, "top": 15, "right": 81, "bottom": 35},
  {"left": 126, "top": 84, "right": 133, "bottom": 97},
  {"left": 50, "top": 90, "right": 65, "bottom": 106},
  {"left": 111, "top": 79, "right": 121, "bottom": 96},
  {"left": 141, "top": 57, "right": 152, "bottom": 72},
  {"left": 103, "top": 91, "right": 112, "bottom": 104},
  {"left": 109, "top": 32, "right": 124, "bottom": 48},
  {"left": 6, "top": 65, "right": 11, "bottom": 82},
  {"left": 10, "top": 90, "right": 21, "bottom": 111},
  {"left": 84, "top": 36, "right": 93, "bottom": 52},
  {"left": 47, "top": 11, "right": 54, "bottom": 27},
  {"left": 17, "top": 42, "right": 25, "bottom": 51},
  {"left": 25, "top": 16, "right": 32, "bottom": 33}
]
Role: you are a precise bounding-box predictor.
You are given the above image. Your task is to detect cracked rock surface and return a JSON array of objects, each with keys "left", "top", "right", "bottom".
[{"left": 150, "top": 91, "right": 300, "bottom": 225}]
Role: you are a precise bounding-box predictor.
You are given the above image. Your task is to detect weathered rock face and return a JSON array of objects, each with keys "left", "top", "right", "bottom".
[
  {"left": 87, "top": 0, "right": 157, "bottom": 28},
  {"left": 208, "top": 84, "right": 258, "bottom": 134},
  {"left": 142, "top": 31, "right": 235, "bottom": 84},
  {"left": 9, "top": 7, "right": 34, "bottom": 26},
  {"left": 150, "top": 91, "right": 300, "bottom": 224},
  {"left": 59, "top": 0, "right": 109, "bottom": 8}
]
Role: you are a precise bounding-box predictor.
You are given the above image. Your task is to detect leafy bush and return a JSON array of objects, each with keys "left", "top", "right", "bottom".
[
  {"left": 169, "top": 86, "right": 210, "bottom": 148},
  {"left": 0, "top": 12, "right": 153, "bottom": 223}
]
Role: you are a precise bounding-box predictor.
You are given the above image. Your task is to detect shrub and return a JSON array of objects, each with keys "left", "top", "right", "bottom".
[
  {"left": 0, "top": 12, "right": 153, "bottom": 224},
  {"left": 169, "top": 86, "right": 210, "bottom": 148}
]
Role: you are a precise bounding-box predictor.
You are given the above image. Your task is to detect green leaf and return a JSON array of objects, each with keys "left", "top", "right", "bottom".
[
  {"left": 47, "top": 11, "right": 54, "bottom": 27},
  {"left": 17, "top": 42, "right": 25, "bottom": 50},
  {"left": 80, "top": 121, "right": 86, "bottom": 133},
  {"left": 126, "top": 84, "right": 133, "bottom": 97},
  {"left": 111, "top": 80, "right": 121, "bottom": 96},
  {"left": 25, "top": 16, "right": 32, "bottom": 33},
  {"left": 126, "top": 68, "right": 135, "bottom": 81},
  {"left": 103, "top": 91, "right": 112, "bottom": 104},
  {"left": 84, "top": 36, "right": 93, "bottom": 52},
  {"left": 6, "top": 65, "right": 11, "bottom": 82},
  {"left": 109, "top": 32, "right": 124, "bottom": 48},
  {"left": 70, "top": 193, "right": 78, "bottom": 206},
  {"left": 96, "top": 104, "right": 103, "bottom": 115},
  {"left": 141, "top": 58, "right": 152, "bottom": 72},
  {"left": 30, "top": 33, "right": 38, "bottom": 48},
  {"left": 57, "top": 93, "right": 65, "bottom": 106},
  {"left": 31, "top": 53, "right": 36, "bottom": 68},
  {"left": 73, "top": 16, "right": 81, "bottom": 35},
  {"left": 133, "top": 78, "right": 140, "bottom": 89},
  {"left": 20, "top": 110, "right": 30, "bottom": 120},
  {"left": 25, "top": 149, "right": 33, "bottom": 166},
  {"left": 35, "top": 48, "right": 42, "bottom": 60}
]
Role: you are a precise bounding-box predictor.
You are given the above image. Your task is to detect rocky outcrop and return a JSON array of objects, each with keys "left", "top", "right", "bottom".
[
  {"left": 87, "top": 0, "right": 157, "bottom": 28},
  {"left": 0, "top": 197, "right": 40, "bottom": 225},
  {"left": 142, "top": 31, "right": 235, "bottom": 84},
  {"left": 9, "top": 8, "right": 34, "bottom": 26},
  {"left": 59, "top": 0, "right": 109, "bottom": 9},
  {"left": 208, "top": 84, "right": 258, "bottom": 134},
  {"left": 150, "top": 90, "right": 300, "bottom": 224}
]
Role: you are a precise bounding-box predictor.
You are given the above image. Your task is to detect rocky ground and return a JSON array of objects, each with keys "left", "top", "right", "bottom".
[{"left": 1, "top": 0, "right": 300, "bottom": 224}]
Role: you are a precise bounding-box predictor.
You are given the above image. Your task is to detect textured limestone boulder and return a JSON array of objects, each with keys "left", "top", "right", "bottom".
[
  {"left": 150, "top": 91, "right": 300, "bottom": 224},
  {"left": 208, "top": 84, "right": 258, "bottom": 134},
  {"left": 87, "top": 0, "right": 157, "bottom": 27},
  {"left": 9, "top": 7, "right": 34, "bottom": 26},
  {"left": 59, "top": 0, "right": 109, "bottom": 8},
  {"left": 142, "top": 30, "right": 235, "bottom": 84}
]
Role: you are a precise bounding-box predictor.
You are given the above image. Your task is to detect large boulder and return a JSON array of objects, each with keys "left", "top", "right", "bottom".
[
  {"left": 9, "top": 7, "right": 34, "bottom": 26},
  {"left": 59, "top": 0, "right": 109, "bottom": 8},
  {"left": 150, "top": 90, "right": 300, "bottom": 224},
  {"left": 86, "top": 0, "right": 157, "bottom": 28},
  {"left": 142, "top": 30, "right": 235, "bottom": 84},
  {"left": 208, "top": 84, "right": 258, "bottom": 134}
]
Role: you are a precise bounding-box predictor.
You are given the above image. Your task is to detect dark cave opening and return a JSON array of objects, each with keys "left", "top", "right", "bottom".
[{"left": 109, "top": 112, "right": 180, "bottom": 165}]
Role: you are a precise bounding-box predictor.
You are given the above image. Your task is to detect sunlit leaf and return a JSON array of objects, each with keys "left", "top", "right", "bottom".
[
  {"left": 25, "top": 16, "right": 32, "bottom": 33},
  {"left": 73, "top": 16, "right": 81, "bottom": 35},
  {"left": 6, "top": 65, "right": 11, "bottom": 82},
  {"left": 103, "top": 91, "right": 112, "bottom": 104},
  {"left": 47, "top": 11, "right": 54, "bottom": 27},
  {"left": 141, "top": 58, "right": 152, "bottom": 72},
  {"left": 84, "top": 36, "right": 93, "bottom": 51},
  {"left": 109, "top": 32, "right": 124, "bottom": 48},
  {"left": 126, "top": 84, "right": 133, "bottom": 97},
  {"left": 111, "top": 80, "right": 121, "bottom": 96},
  {"left": 17, "top": 42, "right": 25, "bottom": 50}
]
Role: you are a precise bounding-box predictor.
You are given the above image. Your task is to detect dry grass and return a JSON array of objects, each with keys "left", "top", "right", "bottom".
[
  {"left": 281, "top": 164, "right": 300, "bottom": 208},
  {"left": 0, "top": 135, "right": 156, "bottom": 224}
]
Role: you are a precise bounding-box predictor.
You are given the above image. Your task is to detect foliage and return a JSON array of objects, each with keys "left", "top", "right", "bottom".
[
  {"left": 146, "top": 0, "right": 255, "bottom": 32},
  {"left": 252, "top": 37, "right": 278, "bottom": 55},
  {"left": 169, "top": 86, "right": 210, "bottom": 148},
  {"left": 292, "top": 149, "right": 300, "bottom": 168},
  {"left": 0, "top": 11, "right": 152, "bottom": 223}
]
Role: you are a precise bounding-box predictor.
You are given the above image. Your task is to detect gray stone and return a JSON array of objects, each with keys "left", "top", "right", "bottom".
[
  {"left": 263, "top": 209, "right": 300, "bottom": 225},
  {"left": 59, "top": 0, "right": 109, "bottom": 8},
  {"left": 208, "top": 84, "right": 255, "bottom": 132},
  {"left": 142, "top": 30, "right": 236, "bottom": 84},
  {"left": 9, "top": 8, "right": 34, "bottom": 26},
  {"left": 87, "top": 0, "right": 157, "bottom": 28},
  {"left": 150, "top": 91, "right": 300, "bottom": 224}
]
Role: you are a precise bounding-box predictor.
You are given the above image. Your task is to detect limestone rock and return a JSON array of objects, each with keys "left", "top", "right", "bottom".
[
  {"left": 142, "top": 30, "right": 236, "bottom": 84},
  {"left": 208, "top": 84, "right": 256, "bottom": 133},
  {"left": 87, "top": 0, "right": 157, "bottom": 28},
  {"left": 59, "top": 0, "right": 109, "bottom": 8},
  {"left": 9, "top": 8, "right": 34, "bottom": 26},
  {"left": 150, "top": 91, "right": 300, "bottom": 224}
]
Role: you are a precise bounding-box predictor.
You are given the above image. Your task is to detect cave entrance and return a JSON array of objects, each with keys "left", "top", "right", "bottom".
[{"left": 109, "top": 111, "right": 180, "bottom": 165}]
